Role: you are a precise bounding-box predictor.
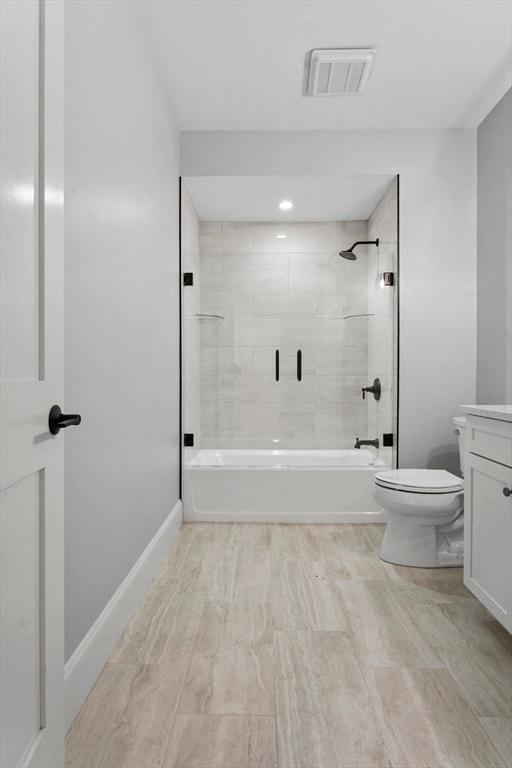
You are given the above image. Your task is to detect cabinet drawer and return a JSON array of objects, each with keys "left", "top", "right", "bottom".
[{"left": 466, "top": 414, "right": 512, "bottom": 466}]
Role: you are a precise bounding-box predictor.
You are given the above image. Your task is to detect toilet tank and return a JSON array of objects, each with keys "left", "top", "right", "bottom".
[{"left": 452, "top": 416, "right": 466, "bottom": 477}]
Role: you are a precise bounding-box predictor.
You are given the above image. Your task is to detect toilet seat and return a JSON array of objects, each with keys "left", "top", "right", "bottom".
[{"left": 375, "top": 469, "right": 463, "bottom": 494}]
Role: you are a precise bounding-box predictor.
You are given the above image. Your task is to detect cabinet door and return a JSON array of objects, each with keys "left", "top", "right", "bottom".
[{"left": 464, "top": 452, "right": 512, "bottom": 632}]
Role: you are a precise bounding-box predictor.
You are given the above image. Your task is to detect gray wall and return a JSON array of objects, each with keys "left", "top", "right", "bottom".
[
  {"left": 477, "top": 89, "right": 512, "bottom": 403},
  {"left": 64, "top": 0, "right": 181, "bottom": 660},
  {"left": 182, "top": 130, "right": 477, "bottom": 470}
]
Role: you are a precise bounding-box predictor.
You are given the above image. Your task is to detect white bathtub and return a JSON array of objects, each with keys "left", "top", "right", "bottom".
[{"left": 183, "top": 449, "right": 389, "bottom": 523}]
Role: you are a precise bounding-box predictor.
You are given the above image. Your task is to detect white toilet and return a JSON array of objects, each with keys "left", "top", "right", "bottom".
[{"left": 373, "top": 417, "right": 466, "bottom": 567}]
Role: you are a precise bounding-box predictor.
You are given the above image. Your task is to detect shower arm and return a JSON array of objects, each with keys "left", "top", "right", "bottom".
[
  {"left": 350, "top": 240, "right": 373, "bottom": 250},
  {"left": 350, "top": 238, "right": 379, "bottom": 250}
]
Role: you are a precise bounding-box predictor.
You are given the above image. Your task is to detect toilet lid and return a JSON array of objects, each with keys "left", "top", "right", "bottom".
[{"left": 375, "top": 469, "right": 463, "bottom": 493}]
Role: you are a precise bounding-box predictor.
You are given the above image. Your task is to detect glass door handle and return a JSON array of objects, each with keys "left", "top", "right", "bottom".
[
  {"left": 297, "top": 349, "right": 302, "bottom": 382},
  {"left": 275, "top": 349, "right": 279, "bottom": 382}
]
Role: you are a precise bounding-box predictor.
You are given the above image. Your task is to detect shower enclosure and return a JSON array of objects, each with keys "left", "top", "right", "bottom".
[{"left": 181, "top": 176, "right": 398, "bottom": 521}]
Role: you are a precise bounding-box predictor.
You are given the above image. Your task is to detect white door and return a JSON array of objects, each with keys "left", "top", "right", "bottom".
[{"left": 0, "top": 2, "right": 66, "bottom": 766}]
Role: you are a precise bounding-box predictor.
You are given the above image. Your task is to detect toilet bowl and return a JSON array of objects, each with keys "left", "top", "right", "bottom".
[{"left": 373, "top": 417, "right": 465, "bottom": 567}]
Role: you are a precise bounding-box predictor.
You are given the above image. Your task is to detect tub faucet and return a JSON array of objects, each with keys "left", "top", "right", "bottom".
[{"left": 354, "top": 437, "right": 380, "bottom": 449}]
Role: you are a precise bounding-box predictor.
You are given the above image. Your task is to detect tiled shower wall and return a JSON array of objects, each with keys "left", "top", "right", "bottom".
[
  {"left": 199, "top": 221, "right": 372, "bottom": 450},
  {"left": 367, "top": 179, "right": 398, "bottom": 467}
]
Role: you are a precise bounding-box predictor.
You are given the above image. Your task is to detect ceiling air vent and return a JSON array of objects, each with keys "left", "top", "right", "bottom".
[{"left": 307, "top": 49, "right": 376, "bottom": 96}]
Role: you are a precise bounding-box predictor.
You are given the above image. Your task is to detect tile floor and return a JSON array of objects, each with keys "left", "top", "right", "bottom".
[{"left": 66, "top": 523, "right": 512, "bottom": 768}]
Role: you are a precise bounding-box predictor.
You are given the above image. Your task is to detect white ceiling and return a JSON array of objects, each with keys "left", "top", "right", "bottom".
[
  {"left": 141, "top": 0, "right": 512, "bottom": 131},
  {"left": 184, "top": 174, "right": 395, "bottom": 221}
]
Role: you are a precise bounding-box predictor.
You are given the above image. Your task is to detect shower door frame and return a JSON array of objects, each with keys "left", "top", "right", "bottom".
[{"left": 178, "top": 175, "right": 400, "bottom": 485}]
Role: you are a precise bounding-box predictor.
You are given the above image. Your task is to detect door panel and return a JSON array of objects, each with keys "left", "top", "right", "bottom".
[
  {"left": 0, "top": 0, "right": 40, "bottom": 382},
  {"left": 0, "top": 2, "right": 65, "bottom": 766},
  {"left": 198, "top": 243, "right": 289, "bottom": 451},
  {"left": 285, "top": 251, "right": 349, "bottom": 453},
  {"left": 0, "top": 473, "right": 43, "bottom": 768}
]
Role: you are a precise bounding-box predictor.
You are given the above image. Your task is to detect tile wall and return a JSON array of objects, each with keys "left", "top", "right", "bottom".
[
  {"left": 367, "top": 178, "right": 398, "bottom": 467},
  {"left": 198, "top": 221, "right": 372, "bottom": 450}
]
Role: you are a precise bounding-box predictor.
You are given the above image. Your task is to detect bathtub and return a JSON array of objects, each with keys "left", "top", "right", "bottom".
[{"left": 183, "top": 449, "right": 389, "bottom": 523}]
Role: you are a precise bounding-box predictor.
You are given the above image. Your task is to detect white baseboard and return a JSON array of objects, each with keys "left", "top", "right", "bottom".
[{"left": 64, "top": 500, "right": 183, "bottom": 731}]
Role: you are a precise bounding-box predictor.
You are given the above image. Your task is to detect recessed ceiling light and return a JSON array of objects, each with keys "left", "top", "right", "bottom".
[
  {"left": 277, "top": 234, "right": 287, "bottom": 239},
  {"left": 278, "top": 200, "right": 293, "bottom": 210}
]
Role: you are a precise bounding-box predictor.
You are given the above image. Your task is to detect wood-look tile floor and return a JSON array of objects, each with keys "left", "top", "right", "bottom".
[{"left": 66, "top": 523, "right": 512, "bottom": 768}]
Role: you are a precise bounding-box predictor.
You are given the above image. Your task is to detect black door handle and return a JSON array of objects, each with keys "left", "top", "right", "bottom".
[
  {"left": 275, "top": 349, "right": 279, "bottom": 382},
  {"left": 297, "top": 349, "right": 302, "bottom": 382},
  {"left": 49, "top": 405, "right": 82, "bottom": 435}
]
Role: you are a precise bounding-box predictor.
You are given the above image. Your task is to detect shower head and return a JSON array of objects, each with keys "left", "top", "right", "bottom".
[{"left": 339, "top": 238, "right": 379, "bottom": 260}]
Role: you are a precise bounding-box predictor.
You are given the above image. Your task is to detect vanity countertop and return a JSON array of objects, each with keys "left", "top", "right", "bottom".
[{"left": 460, "top": 404, "right": 512, "bottom": 422}]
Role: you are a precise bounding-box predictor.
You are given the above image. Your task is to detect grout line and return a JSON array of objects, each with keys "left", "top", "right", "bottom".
[
  {"left": 153, "top": 527, "right": 210, "bottom": 768},
  {"left": 272, "top": 629, "right": 281, "bottom": 768},
  {"left": 270, "top": 529, "right": 281, "bottom": 767}
]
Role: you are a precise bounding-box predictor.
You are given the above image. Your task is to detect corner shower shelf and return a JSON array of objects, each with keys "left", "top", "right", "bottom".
[
  {"left": 195, "top": 313, "right": 225, "bottom": 321},
  {"left": 341, "top": 313, "right": 375, "bottom": 320}
]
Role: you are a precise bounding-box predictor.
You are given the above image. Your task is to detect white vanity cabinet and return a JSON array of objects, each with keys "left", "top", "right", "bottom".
[{"left": 462, "top": 406, "right": 512, "bottom": 633}]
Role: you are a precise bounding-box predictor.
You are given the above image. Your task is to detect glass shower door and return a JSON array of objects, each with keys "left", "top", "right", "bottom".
[
  {"left": 196, "top": 219, "right": 388, "bottom": 462},
  {"left": 199, "top": 228, "right": 289, "bottom": 454},
  {"left": 285, "top": 224, "right": 370, "bottom": 457}
]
